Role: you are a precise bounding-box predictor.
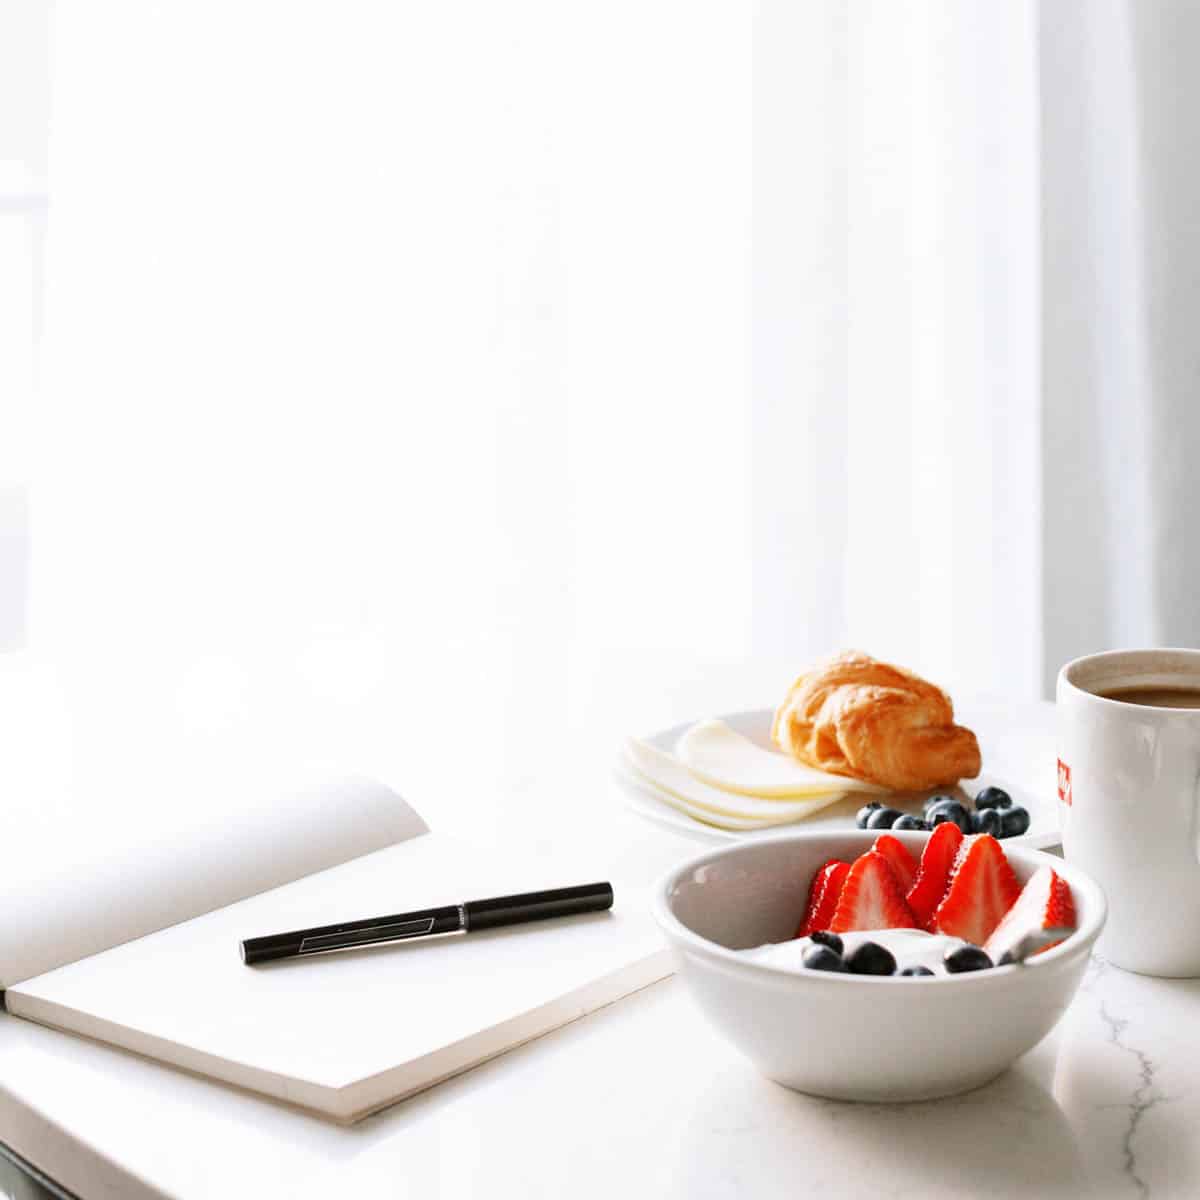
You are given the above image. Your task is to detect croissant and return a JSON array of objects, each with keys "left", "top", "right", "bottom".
[{"left": 771, "top": 651, "right": 981, "bottom": 791}]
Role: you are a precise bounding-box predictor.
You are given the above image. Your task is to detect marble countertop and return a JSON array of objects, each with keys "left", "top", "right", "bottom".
[
  {"left": 0, "top": 684, "right": 1196, "bottom": 1198},
  {"left": 1, "top": 944, "right": 1195, "bottom": 1199}
]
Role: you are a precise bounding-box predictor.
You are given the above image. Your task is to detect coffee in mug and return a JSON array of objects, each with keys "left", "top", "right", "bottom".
[
  {"left": 1095, "top": 686, "right": 1200, "bottom": 709},
  {"left": 1057, "top": 648, "right": 1200, "bottom": 976}
]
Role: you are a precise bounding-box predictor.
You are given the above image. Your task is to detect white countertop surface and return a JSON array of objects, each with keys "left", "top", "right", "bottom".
[
  {"left": 1, "top": 671, "right": 1196, "bottom": 1199},
  {"left": 1, "top": 939, "right": 1197, "bottom": 1199}
]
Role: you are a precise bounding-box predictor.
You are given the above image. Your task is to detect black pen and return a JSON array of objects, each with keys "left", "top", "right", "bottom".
[{"left": 240, "top": 881, "right": 614, "bottom": 964}]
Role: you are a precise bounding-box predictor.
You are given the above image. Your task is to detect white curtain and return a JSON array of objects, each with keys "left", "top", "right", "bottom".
[
  {"left": 6, "top": 2, "right": 1200, "bottom": 826},
  {"left": 752, "top": 1, "right": 1041, "bottom": 699},
  {"left": 753, "top": 0, "right": 1200, "bottom": 698},
  {"left": 1041, "top": 0, "right": 1200, "bottom": 692}
]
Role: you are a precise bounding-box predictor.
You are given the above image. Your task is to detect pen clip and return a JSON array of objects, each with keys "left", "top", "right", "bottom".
[{"left": 298, "top": 916, "right": 437, "bottom": 954}]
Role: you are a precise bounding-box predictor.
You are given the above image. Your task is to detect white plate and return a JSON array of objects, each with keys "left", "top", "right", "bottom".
[{"left": 616, "top": 702, "right": 1061, "bottom": 850}]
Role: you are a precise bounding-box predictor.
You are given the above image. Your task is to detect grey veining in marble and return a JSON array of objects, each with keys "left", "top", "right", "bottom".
[{"left": 1051, "top": 956, "right": 1197, "bottom": 1199}]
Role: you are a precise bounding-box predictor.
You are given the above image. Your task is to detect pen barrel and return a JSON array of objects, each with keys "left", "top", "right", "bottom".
[
  {"left": 241, "top": 904, "right": 461, "bottom": 964},
  {"left": 241, "top": 932, "right": 312, "bottom": 965},
  {"left": 464, "top": 882, "right": 614, "bottom": 932},
  {"left": 239, "top": 883, "right": 614, "bottom": 964}
]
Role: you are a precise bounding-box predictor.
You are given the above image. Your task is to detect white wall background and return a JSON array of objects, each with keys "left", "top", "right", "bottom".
[
  {"left": 5, "top": 2, "right": 1199, "bottom": 828},
  {"left": 0, "top": 0, "right": 47, "bottom": 651},
  {"left": 19, "top": 1, "right": 754, "bottom": 831}
]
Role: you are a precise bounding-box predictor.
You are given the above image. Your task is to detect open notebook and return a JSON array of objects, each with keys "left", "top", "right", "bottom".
[{"left": 2, "top": 775, "right": 672, "bottom": 1123}]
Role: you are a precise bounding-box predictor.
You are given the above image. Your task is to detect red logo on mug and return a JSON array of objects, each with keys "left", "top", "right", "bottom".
[{"left": 1057, "top": 759, "right": 1072, "bottom": 807}]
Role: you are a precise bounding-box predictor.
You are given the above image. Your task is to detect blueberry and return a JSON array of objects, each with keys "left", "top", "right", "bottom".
[
  {"left": 972, "top": 808, "right": 1003, "bottom": 837},
  {"left": 898, "top": 965, "right": 935, "bottom": 977},
  {"left": 844, "top": 941, "right": 897, "bottom": 976},
  {"left": 928, "top": 800, "right": 973, "bottom": 834},
  {"left": 998, "top": 805, "right": 1031, "bottom": 838},
  {"left": 925, "top": 797, "right": 960, "bottom": 817},
  {"left": 802, "top": 944, "right": 847, "bottom": 973},
  {"left": 944, "top": 945, "right": 994, "bottom": 974},
  {"left": 855, "top": 801, "right": 883, "bottom": 829},
  {"left": 975, "top": 786, "right": 1013, "bottom": 811},
  {"left": 866, "top": 806, "right": 904, "bottom": 830},
  {"left": 923, "top": 793, "right": 955, "bottom": 816},
  {"left": 809, "top": 930, "right": 844, "bottom": 955},
  {"left": 891, "top": 814, "right": 928, "bottom": 831}
]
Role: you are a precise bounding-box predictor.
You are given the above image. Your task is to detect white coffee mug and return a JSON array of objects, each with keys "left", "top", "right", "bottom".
[{"left": 1057, "top": 648, "right": 1200, "bottom": 977}]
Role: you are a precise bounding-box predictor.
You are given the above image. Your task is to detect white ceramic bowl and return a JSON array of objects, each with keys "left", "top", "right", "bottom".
[{"left": 653, "top": 830, "right": 1107, "bottom": 1102}]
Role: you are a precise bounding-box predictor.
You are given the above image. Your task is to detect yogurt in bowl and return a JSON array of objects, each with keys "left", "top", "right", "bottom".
[
  {"left": 742, "top": 928, "right": 968, "bottom": 976},
  {"left": 653, "top": 830, "right": 1106, "bottom": 1102}
]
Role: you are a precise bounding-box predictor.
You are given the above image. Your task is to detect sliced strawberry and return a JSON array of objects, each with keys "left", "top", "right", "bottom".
[
  {"left": 872, "top": 834, "right": 918, "bottom": 893},
  {"left": 796, "top": 859, "right": 851, "bottom": 937},
  {"left": 932, "top": 834, "right": 1021, "bottom": 946},
  {"left": 984, "top": 865, "right": 1077, "bottom": 962},
  {"left": 905, "top": 821, "right": 964, "bottom": 929},
  {"left": 830, "top": 851, "right": 918, "bottom": 932}
]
